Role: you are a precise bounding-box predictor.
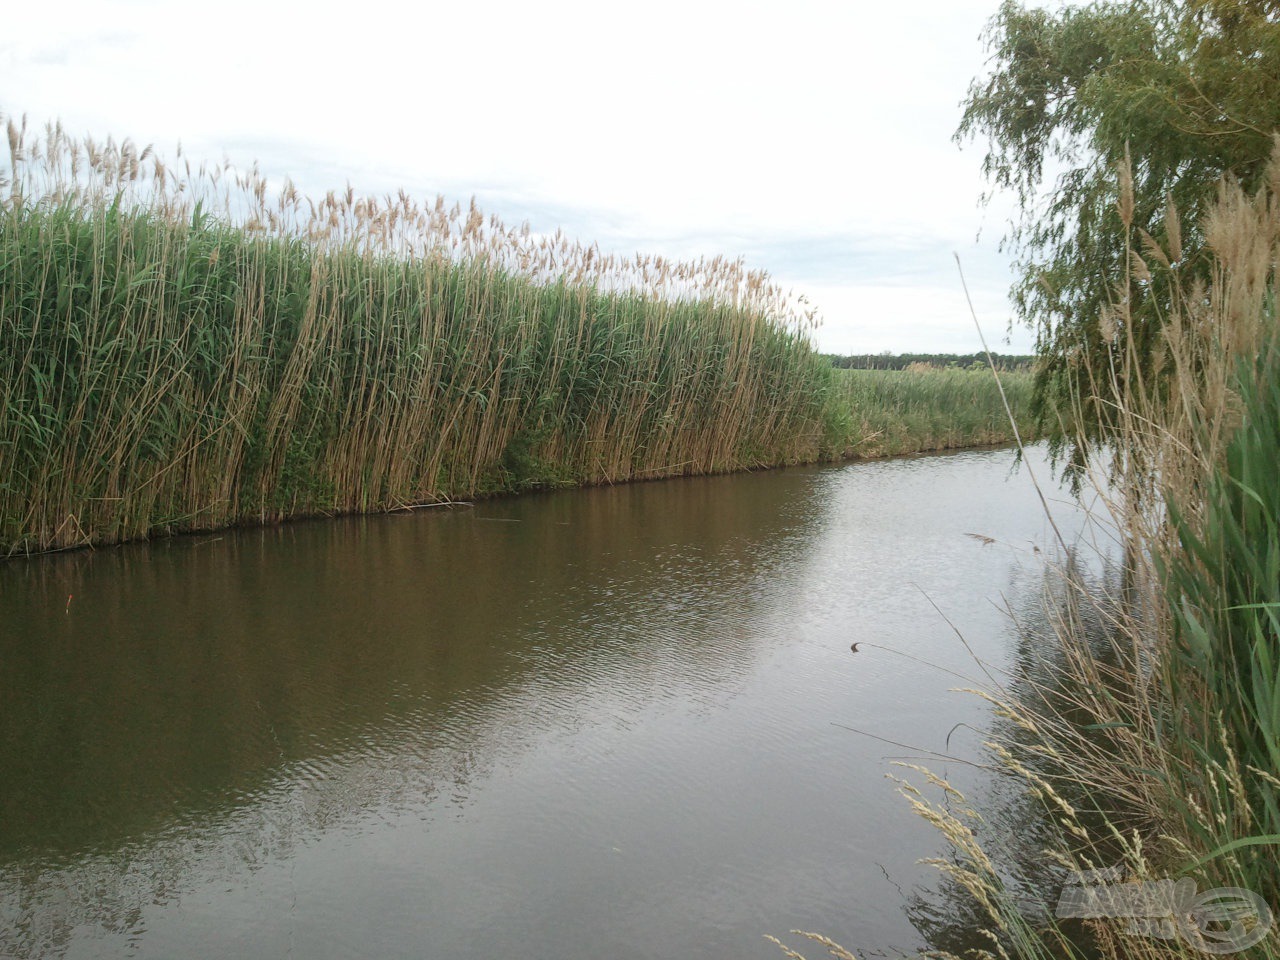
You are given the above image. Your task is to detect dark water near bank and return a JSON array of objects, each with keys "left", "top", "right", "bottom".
[{"left": 0, "top": 445, "right": 1094, "bottom": 960}]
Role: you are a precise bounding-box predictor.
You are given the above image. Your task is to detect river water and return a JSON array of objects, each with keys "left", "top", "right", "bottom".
[{"left": 0, "top": 444, "right": 1095, "bottom": 960}]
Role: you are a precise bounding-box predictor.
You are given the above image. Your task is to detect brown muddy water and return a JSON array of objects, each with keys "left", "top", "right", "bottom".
[{"left": 0, "top": 444, "right": 1097, "bottom": 960}]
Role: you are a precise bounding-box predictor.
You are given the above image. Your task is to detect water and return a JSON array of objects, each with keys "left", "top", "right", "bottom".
[{"left": 0, "top": 445, "right": 1095, "bottom": 959}]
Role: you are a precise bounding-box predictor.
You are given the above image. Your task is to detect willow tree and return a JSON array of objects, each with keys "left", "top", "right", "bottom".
[{"left": 958, "top": 0, "right": 1280, "bottom": 466}]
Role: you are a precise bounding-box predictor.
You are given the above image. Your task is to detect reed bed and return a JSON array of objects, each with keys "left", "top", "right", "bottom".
[
  {"left": 834, "top": 365, "right": 1036, "bottom": 458},
  {"left": 0, "top": 116, "right": 1037, "bottom": 556},
  {"left": 0, "top": 117, "right": 847, "bottom": 555}
]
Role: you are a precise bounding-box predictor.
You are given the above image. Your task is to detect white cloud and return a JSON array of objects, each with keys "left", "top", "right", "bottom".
[{"left": 801, "top": 281, "right": 1032, "bottom": 356}]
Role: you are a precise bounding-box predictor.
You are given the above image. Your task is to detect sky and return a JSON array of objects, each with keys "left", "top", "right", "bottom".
[{"left": 0, "top": 0, "right": 1036, "bottom": 355}]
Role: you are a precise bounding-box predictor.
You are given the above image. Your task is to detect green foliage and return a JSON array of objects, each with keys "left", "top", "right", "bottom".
[
  {"left": 833, "top": 367, "right": 1036, "bottom": 457},
  {"left": 1161, "top": 334, "right": 1280, "bottom": 897},
  {"left": 958, "top": 0, "right": 1280, "bottom": 462}
]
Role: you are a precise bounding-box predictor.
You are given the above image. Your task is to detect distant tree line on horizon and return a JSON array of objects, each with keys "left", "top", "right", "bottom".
[{"left": 821, "top": 352, "right": 1036, "bottom": 372}]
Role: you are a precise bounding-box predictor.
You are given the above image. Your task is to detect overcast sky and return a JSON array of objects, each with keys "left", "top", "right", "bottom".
[{"left": 0, "top": 0, "right": 1036, "bottom": 355}]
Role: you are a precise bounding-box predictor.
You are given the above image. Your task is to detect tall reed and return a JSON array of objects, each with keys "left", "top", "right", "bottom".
[
  {"left": 1, "top": 116, "right": 1038, "bottom": 557},
  {"left": 0, "top": 116, "right": 841, "bottom": 555}
]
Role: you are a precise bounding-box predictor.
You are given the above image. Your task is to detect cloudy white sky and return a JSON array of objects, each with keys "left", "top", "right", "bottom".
[{"left": 0, "top": 0, "right": 1036, "bottom": 355}]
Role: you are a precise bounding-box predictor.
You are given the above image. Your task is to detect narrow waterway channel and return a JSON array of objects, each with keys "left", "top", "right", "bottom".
[{"left": 0, "top": 444, "right": 1095, "bottom": 960}]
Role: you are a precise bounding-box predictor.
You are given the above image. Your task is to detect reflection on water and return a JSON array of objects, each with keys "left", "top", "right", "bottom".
[
  {"left": 0, "top": 445, "right": 1091, "bottom": 959},
  {"left": 902, "top": 543, "right": 1127, "bottom": 960}
]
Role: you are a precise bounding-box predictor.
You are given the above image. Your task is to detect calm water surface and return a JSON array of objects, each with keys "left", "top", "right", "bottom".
[{"left": 0, "top": 445, "right": 1094, "bottom": 959}]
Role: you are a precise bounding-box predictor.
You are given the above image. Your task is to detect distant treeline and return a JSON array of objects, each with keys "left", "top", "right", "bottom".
[{"left": 822, "top": 352, "right": 1036, "bottom": 371}]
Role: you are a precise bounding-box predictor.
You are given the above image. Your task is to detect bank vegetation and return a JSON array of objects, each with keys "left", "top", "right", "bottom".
[{"left": 0, "top": 117, "right": 1033, "bottom": 556}]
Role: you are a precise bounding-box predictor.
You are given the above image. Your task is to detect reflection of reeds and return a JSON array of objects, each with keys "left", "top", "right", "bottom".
[{"left": 1, "top": 117, "right": 840, "bottom": 554}]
